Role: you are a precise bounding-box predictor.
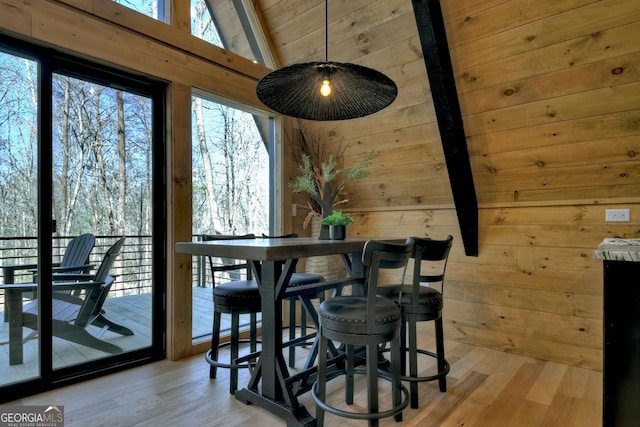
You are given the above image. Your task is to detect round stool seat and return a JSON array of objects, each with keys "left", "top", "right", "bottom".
[
  {"left": 287, "top": 272, "right": 325, "bottom": 298},
  {"left": 378, "top": 284, "right": 442, "bottom": 317},
  {"left": 213, "top": 280, "right": 261, "bottom": 313},
  {"left": 319, "top": 296, "right": 401, "bottom": 338},
  {"left": 209, "top": 280, "right": 261, "bottom": 394},
  {"left": 290, "top": 272, "right": 325, "bottom": 286}
]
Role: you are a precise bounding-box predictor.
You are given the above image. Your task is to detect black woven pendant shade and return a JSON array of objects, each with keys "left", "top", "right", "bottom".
[
  {"left": 256, "top": 62, "right": 397, "bottom": 121},
  {"left": 255, "top": 1, "right": 397, "bottom": 121}
]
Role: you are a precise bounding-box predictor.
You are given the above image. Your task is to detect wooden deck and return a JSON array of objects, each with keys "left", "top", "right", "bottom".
[{"left": 0, "top": 286, "right": 248, "bottom": 386}]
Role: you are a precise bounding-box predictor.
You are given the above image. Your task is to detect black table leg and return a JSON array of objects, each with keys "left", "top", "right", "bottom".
[{"left": 235, "top": 259, "right": 317, "bottom": 427}]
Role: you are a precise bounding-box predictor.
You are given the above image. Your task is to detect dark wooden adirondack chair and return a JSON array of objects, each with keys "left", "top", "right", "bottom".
[
  {"left": 2, "top": 233, "right": 96, "bottom": 284},
  {"left": 2, "top": 237, "right": 132, "bottom": 365},
  {"left": 50, "top": 233, "right": 96, "bottom": 276},
  {"left": 2, "top": 233, "right": 96, "bottom": 321}
]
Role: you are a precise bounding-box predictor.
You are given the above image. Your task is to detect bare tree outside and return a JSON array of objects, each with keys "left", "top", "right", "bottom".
[
  {"left": 0, "top": 49, "right": 157, "bottom": 293},
  {"left": 51, "top": 74, "right": 151, "bottom": 238},
  {"left": 0, "top": 53, "right": 38, "bottom": 237},
  {"left": 191, "top": 0, "right": 269, "bottom": 236},
  {"left": 192, "top": 97, "right": 269, "bottom": 236}
]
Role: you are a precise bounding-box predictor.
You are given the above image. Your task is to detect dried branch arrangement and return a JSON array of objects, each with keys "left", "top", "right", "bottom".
[{"left": 290, "top": 128, "right": 377, "bottom": 232}]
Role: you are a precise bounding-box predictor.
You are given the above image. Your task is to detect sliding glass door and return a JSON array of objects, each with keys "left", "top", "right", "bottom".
[{"left": 0, "top": 36, "right": 165, "bottom": 399}]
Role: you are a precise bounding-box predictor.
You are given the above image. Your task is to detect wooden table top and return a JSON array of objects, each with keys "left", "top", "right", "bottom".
[{"left": 175, "top": 236, "right": 371, "bottom": 261}]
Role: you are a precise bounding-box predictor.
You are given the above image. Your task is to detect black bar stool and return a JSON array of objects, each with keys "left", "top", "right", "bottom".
[
  {"left": 203, "top": 234, "right": 261, "bottom": 395},
  {"left": 379, "top": 235, "right": 453, "bottom": 408},
  {"left": 312, "top": 238, "right": 414, "bottom": 426}
]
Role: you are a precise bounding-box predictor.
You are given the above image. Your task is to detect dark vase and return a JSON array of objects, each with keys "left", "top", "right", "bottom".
[
  {"left": 318, "top": 208, "right": 331, "bottom": 240},
  {"left": 329, "top": 225, "right": 346, "bottom": 240},
  {"left": 318, "top": 223, "right": 331, "bottom": 240}
]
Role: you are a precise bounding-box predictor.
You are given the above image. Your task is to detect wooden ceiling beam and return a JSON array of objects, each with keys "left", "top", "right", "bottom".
[{"left": 412, "top": 0, "right": 478, "bottom": 256}]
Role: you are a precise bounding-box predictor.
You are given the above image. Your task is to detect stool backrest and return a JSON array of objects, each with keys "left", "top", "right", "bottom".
[
  {"left": 362, "top": 238, "right": 414, "bottom": 325},
  {"left": 202, "top": 234, "right": 256, "bottom": 285},
  {"left": 410, "top": 235, "right": 453, "bottom": 303}
]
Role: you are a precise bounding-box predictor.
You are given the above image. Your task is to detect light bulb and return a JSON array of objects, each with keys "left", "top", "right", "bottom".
[{"left": 320, "top": 79, "right": 331, "bottom": 97}]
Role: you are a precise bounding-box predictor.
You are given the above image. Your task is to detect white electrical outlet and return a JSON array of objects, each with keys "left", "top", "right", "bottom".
[
  {"left": 292, "top": 203, "right": 297, "bottom": 217},
  {"left": 606, "top": 208, "right": 630, "bottom": 222}
]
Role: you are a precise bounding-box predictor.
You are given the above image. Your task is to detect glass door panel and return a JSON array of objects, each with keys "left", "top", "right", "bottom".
[
  {"left": 50, "top": 73, "right": 154, "bottom": 369},
  {"left": 0, "top": 50, "right": 40, "bottom": 385}
]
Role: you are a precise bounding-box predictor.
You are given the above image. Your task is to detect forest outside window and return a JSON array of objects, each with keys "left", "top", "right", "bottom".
[{"left": 191, "top": 92, "right": 272, "bottom": 343}]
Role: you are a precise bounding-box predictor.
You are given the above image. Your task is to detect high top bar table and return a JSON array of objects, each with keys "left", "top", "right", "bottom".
[{"left": 176, "top": 237, "right": 369, "bottom": 426}]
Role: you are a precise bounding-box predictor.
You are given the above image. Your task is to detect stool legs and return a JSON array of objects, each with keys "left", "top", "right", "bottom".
[
  {"left": 209, "top": 310, "right": 222, "bottom": 379},
  {"left": 288, "top": 297, "right": 297, "bottom": 368},
  {"left": 405, "top": 314, "right": 448, "bottom": 408},
  {"left": 229, "top": 312, "right": 240, "bottom": 395},
  {"left": 250, "top": 312, "right": 257, "bottom": 353},
  {"left": 288, "top": 294, "right": 324, "bottom": 369},
  {"left": 435, "top": 316, "right": 447, "bottom": 392},
  {"left": 345, "top": 345, "right": 355, "bottom": 405},
  {"left": 390, "top": 334, "right": 403, "bottom": 422},
  {"left": 408, "top": 315, "right": 419, "bottom": 408},
  {"left": 208, "top": 310, "right": 259, "bottom": 395},
  {"left": 365, "top": 343, "right": 380, "bottom": 427},
  {"left": 316, "top": 328, "right": 327, "bottom": 427},
  {"left": 314, "top": 334, "right": 407, "bottom": 426}
]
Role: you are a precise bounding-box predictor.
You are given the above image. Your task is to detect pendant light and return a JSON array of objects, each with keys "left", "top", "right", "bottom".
[{"left": 256, "top": 1, "right": 397, "bottom": 121}]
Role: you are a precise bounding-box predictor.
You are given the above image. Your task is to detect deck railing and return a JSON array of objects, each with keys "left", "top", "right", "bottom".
[
  {"left": 0, "top": 234, "right": 249, "bottom": 313},
  {"left": 0, "top": 235, "right": 154, "bottom": 312}
]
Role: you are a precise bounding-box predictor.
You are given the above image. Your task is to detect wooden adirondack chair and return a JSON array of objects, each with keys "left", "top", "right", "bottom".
[
  {"left": 2, "top": 233, "right": 96, "bottom": 321},
  {"left": 2, "top": 237, "right": 132, "bottom": 365},
  {"left": 51, "top": 233, "right": 96, "bottom": 276},
  {"left": 2, "top": 233, "right": 96, "bottom": 284}
]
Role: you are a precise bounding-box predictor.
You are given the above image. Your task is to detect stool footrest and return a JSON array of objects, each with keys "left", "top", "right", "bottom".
[
  {"left": 379, "top": 347, "right": 450, "bottom": 382},
  {"left": 311, "top": 371, "right": 409, "bottom": 421},
  {"left": 205, "top": 339, "right": 261, "bottom": 370},
  {"left": 404, "top": 349, "right": 449, "bottom": 382}
]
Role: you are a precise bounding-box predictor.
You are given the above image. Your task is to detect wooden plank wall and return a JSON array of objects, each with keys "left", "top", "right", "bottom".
[{"left": 264, "top": 0, "right": 640, "bottom": 371}]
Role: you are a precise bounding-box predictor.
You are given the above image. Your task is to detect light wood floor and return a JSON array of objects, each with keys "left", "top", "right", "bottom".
[
  {"left": 5, "top": 330, "right": 602, "bottom": 427},
  {"left": 1, "top": 287, "right": 252, "bottom": 385}
]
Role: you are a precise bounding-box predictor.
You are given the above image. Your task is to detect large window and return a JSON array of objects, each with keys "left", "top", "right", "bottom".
[
  {"left": 0, "top": 36, "right": 165, "bottom": 400},
  {"left": 191, "top": 92, "right": 272, "bottom": 342},
  {"left": 191, "top": 0, "right": 266, "bottom": 65}
]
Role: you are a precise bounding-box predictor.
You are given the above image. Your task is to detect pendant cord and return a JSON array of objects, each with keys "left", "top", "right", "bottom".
[{"left": 325, "top": 0, "right": 328, "bottom": 63}]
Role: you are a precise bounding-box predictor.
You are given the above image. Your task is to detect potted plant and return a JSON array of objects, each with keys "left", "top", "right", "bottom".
[
  {"left": 321, "top": 211, "right": 353, "bottom": 240},
  {"left": 290, "top": 129, "right": 376, "bottom": 239}
]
